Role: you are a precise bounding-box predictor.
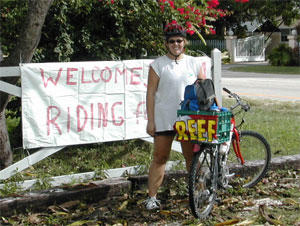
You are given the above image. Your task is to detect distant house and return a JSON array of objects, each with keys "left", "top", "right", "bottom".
[
  {"left": 224, "top": 18, "right": 299, "bottom": 62},
  {"left": 278, "top": 20, "right": 300, "bottom": 43},
  {"left": 251, "top": 19, "right": 300, "bottom": 55}
]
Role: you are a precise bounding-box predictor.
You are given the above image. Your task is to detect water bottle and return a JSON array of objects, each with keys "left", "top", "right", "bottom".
[{"left": 210, "top": 103, "right": 220, "bottom": 112}]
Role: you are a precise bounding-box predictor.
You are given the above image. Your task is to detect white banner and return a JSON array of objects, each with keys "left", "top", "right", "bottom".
[{"left": 21, "top": 57, "right": 211, "bottom": 149}]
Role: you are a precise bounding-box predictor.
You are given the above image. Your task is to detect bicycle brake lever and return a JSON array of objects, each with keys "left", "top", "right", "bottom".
[{"left": 242, "top": 104, "right": 250, "bottom": 112}]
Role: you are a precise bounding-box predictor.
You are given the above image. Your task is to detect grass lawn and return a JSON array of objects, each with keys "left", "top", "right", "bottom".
[
  {"left": 228, "top": 65, "right": 300, "bottom": 74},
  {"left": 222, "top": 98, "right": 300, "bottom": 158}
]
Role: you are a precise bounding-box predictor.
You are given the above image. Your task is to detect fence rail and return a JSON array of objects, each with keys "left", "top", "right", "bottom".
[{"left": 189, "top": 39, "right": 226, "bottom": 51}]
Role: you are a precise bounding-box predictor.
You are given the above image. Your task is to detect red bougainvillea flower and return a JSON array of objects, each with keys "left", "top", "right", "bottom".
[
  {"left": 207, "top": 0, "right": 219, "bottom": 9},
  {"left": 194, "top": 9, "right": 201, "bottom": 16},
  {"left": 186, "top": 21, "right": 192, "bottom": 29},
  {"left": 164, "top": 20, "right": 179, "bottom": 29},
  {"left": 158, "top": 0, "right": 175, "bottom": 12},
  {"left": 187, "top": 29, "right": 195, "bottom": 35},
  {"left": 99, "top": 0, "right": 250, "bottom": 41},
  {"left": 177, "top": 7, "right": 185, "bottom": 14},
  {"left": 170, "top": 20, "right": 177, "bottom": 25},
  {"left": 168, "top": 0, "right": 175, "bottom": 9},
  {"left": 217, "top": 9, "right": 226, "bottom": 17},
  {"left": 164, "top": 20, "right": 195, "bottom": 36},
  {"left": 187, "top": 5, "right": 195, "bottom": 12},
  {"left": 209, "top": 28, "right": 216, "bottom": 35}
]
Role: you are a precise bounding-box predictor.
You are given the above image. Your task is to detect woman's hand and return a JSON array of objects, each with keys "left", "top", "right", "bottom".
[
  {"left": 146, "top": 121, "right": 156, "bottom": 137},
  {"left": 197, "top": 67, "right": 206, "bottom": 80}
]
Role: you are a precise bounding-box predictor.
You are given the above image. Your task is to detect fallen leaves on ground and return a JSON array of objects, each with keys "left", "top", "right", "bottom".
[
  {"left": 0, "top": 169, "right": 299, "bottom": 225},
  {"left": 258, "top": 204, "right": 283, "bottom": 225}
]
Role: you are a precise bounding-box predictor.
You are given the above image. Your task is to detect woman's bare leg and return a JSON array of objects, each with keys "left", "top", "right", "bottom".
[{"left": 148, "top": 135, "right": 174, "bottom": 197}]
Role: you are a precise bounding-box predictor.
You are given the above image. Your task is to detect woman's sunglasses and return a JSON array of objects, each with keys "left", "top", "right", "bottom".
[{"left": 168, "top": 39, "right": 184, "bottom": 44}]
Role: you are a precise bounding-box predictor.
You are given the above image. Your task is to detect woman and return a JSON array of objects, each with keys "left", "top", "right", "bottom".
[{"left": 145, "top": 22, "right": 205, "bottom": 210}]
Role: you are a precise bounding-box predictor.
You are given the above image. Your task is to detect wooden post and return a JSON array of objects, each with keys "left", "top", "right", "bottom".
[
  {"left": 287, "top": 30, "right": 298, "bottom": 49},
  {"left": 211, "top": 48, "right": 222, "bottom": 106},
  {"left": 225, "top": 35, "right": 237, "bottom": 63}
]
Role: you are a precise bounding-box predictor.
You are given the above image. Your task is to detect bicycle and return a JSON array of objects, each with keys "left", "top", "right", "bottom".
[{"left": 175, "top": 87, "right": 271, "bottom": 219}]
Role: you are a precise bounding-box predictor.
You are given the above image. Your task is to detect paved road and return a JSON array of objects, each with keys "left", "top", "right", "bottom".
[{"left": 221, "top": 63, "right": 300, "bottom": 102}]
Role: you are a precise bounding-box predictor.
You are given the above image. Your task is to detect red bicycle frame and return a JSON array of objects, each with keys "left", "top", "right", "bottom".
[{"left": 230, "top": 117, "right": 245, "bottom": 165}]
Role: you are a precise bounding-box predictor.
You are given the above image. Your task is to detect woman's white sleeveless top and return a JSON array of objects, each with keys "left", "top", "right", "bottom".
[{"left": 150, "top": 54, "right": 203, "bottom": 132}]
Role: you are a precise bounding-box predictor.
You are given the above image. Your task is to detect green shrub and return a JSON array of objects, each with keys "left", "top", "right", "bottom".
[
  {"left": 267, "top": 44, "right": 296, "bottom": 66},
  {"left": 5, "top": 97, "right": 22, "bottom": 148}
]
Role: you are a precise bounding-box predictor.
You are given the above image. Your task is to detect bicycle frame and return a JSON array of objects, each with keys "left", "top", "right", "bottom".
[
  {"left": 188, "top": 88, "right": 271, "bottom": 219},
  {"left": 191, "top": 113, "right": 245, "bottom": 166},
  {"left": 230, "top": 116, "right": 245, "bottom": 165}
]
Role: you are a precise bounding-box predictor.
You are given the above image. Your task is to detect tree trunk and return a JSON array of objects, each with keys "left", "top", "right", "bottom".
[
  {"left": 0, "top": 0, "right": 53, "bottom": 169},
  {"left": 0, "top": 112, "right": 12, "bottom": 169}
]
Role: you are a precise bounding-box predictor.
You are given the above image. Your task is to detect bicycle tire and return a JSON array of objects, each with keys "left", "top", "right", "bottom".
[
  {"left": 227, "top": 130, "right": 271, "bottom": 188},
  {"left": 188, "top": 147, "right": 217, "bottom": 219}
]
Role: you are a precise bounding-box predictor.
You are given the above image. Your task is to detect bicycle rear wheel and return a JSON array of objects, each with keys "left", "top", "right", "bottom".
[
  {"left": 189, "top": 147, "right": 217, "bottom": 219},
  {"left": 227, "top": 130, "right": 271, "bottom": 188}
]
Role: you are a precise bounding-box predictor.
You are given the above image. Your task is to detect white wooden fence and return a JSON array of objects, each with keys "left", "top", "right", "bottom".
[
  {"left": 235, "top": 35, "right": 265, "bottom": 62},
  {"left": 0, "top": 49, "right": 222, "bottom": 189},
  {"left": 190, "top": 39, "right": 226, "bottom": 51}
]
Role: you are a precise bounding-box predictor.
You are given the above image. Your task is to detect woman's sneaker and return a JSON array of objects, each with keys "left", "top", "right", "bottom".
[{"left": 144, "top": 196, "right": 161, "bottom": 210}]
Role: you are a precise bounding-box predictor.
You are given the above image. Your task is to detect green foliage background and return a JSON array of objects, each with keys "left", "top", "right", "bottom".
[
  {"left": 1, "top": 0, "right": 300, "bottom": 61},
  {"left": 40, "top": 0, "right": 169, "bottom": 62},
  {"left": 0, "top": 0, "right": 28, "bottom": 55},
  {"left": 1, "top": 0, "right": 170, "bottom": 63}
]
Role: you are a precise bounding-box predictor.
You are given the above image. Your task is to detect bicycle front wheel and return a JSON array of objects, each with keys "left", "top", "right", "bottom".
[
  {"left": 227, "top": 130, "right": 271, "bottom": 188},
  {"left": 189, "top": 147, "right": 217, "bottom": 219}
]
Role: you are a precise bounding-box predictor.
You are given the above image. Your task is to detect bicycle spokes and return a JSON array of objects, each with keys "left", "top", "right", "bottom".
[
  {"left": 189, "top": 148, "right": 217, "bottom": 219},
  {"left": 227, "top": 131, "right": 271, "bottom": 188}
]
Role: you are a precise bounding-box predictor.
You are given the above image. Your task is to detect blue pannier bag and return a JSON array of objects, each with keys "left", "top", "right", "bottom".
[
  {"left": 181, "top": 99, "right": 199, "bottom": 111},
  {"left": 181, "top": 79, "right": 216, "bottom": 111}
]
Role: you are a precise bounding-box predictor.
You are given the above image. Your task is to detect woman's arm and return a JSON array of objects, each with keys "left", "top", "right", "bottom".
[
  {"left": 197, "top": 66, "right": 206, "bottom": 80},
  {"left": 146, "top": 66, "right": 159, "bottom": 137}
]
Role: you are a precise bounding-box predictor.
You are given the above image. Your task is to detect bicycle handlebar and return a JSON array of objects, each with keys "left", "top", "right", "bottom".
[
  {"left": 223, "top": 88, "right": 250, "bottom": 112},
  {"left": 223, "top": 87, "right": 231, "bottom": 94}
]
